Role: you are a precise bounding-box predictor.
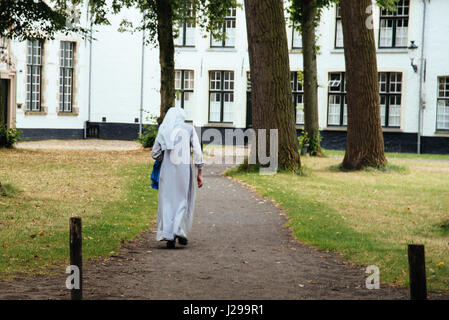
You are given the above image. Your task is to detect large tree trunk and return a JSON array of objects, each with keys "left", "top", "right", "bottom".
[
  {"left": 155, "top": 0, "right": 175, "bottom": 124},
  {"left": 340, "top": 0, "right": 387, "bottom": 169},
  {"left": 245, "top": 0, "right": 301, "bottom": 172},
  {"left": 301, "top": 0, "right": 321, "bottom": 155}
]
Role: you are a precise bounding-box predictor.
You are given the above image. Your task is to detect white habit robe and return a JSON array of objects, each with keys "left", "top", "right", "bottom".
[{"left": 151, "top": 122, "right": 204, "bottom": 241}]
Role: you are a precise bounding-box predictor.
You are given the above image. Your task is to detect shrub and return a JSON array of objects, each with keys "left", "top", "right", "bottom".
[
  {"left": 0, "top": 126, "right": 21, "bottom": 148},
  {"left": 298, "top": 130, "right": 309, "bottom": 149},
  {"left": 308, "top": 130, "right": 322, "bottom": 156},
  {"left": 137, "top": 125, "right": 158, "bottom": 148}
]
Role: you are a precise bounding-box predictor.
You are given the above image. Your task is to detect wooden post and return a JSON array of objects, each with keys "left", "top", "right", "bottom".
[
  {"left": 70, "top": 217, "right": 82, "bottom": 300},
  {"left": 408, "top": 244, "right": 427, "bottom": 300}
]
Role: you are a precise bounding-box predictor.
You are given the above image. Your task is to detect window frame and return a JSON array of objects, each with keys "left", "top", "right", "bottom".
[
  {"left": 291, "top": 71, "right": 304, "bottom": 125},
  {"left": 291, "top": 24, "right": 302, "bottom": 50},
  {"left": 174, "top": 3, "right": 196, "bottom": 48},
  {"left": 175, "top": 69, "right": 194, "bottom": 121},
  {"left": 208, "top": 70, "right": 234, "bottom": 124},
  {"left": 379, "top": 72, "right": 402, "bottom": 128},
  {"left": 210, "top": 8, "right": 236, "bottom": 48},
  {"left": 334, "top": 4, "right": 344, "bottom": 49},
  {"left": 59, "top": 41, "right": 75, "bottom": 113},
  {"left": 436, "top": 76, "right": 449, "bottom": 131},
  {"left": 26, "top": 40, "right": 43, "bottom": 112},
  {"left": 327, "top": 72, "right": 347, "bottom": 127},
  {"left": 378, "top": 0, "right": 409, "bottom": 49}
]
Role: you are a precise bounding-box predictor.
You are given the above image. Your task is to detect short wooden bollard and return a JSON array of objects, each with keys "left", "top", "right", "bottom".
[
  {"left": 408, "top": 244, "right": 427, "bottom": 300},
  {"left": 70, "top": 217, "right": 82, "bottom": 300}
]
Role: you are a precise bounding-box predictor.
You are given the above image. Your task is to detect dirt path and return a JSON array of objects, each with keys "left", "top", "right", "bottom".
[
  {"left": 0, "top": 164, "right": 447, "bottom": 300},
  {"left": 15, "top": 139, "right": 141, "bottom": 151}
]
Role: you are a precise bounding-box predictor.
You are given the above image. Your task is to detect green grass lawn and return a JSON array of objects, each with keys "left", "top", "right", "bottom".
[
  {"left": 0, "top": 149, "right": 157, "bottom": 279},
  {"left": 226, "top": 155, "right": 449, "bottom": 293}
]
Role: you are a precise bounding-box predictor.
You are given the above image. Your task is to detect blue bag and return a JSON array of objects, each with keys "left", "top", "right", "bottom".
[{"left": 151, "top": 160, "right": 162, "bottom": 190}]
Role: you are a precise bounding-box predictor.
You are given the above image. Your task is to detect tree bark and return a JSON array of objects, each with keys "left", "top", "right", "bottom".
[
  {"left": 301, "top": 0, "right": 321, "bottom": 155},
  {"left": 340, "top": 0, "right": 387, "bottom": 170},
  {"left": 245, "top": 0, "right": 301, "bottom": 172},
  {"left": 155, "top": 0, "right": 175, "bottom": 124}
]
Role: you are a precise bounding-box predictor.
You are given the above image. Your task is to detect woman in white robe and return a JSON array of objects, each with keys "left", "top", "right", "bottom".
[{"left": 151, "top": 107, "right": 204, "bottom": 248}]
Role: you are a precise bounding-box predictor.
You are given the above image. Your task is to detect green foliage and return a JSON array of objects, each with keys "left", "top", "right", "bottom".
[
  {"left": 287, "top": 0, "right": 338, "bottom": 31},
  {"left": 298, "top": 130, "right": 322, "bottom": 155},
  {"left": 138, "top": 126, "right": 158, "bottom": 148},
  {"left": 137, "top": 111, "right": 158, "bottom": 148},
  {"left": 296, "top": 70, "right": 304, "bottom": 85},
  {"left": 287, "top": 0, "right": 400, "bottom": 31},
  {"left": 376, "top": 0, "right": 401, "bottom": 11},
  {"left": 0, "top": 0, "right": 110, "bottom": 40},
  {"left": 114, "top": 0, "right": 239, "bottom": 45},
  {"left": 308, "top": 130, "right": 322, "bottom": 156},
  {"left": 0, "top": 126, "right": 21, "bottom": 148},
  {"left": 298, "top": 130, "right": 310, "bottom": 149}
]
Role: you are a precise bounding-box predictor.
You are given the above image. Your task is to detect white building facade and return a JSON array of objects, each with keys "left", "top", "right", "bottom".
[{"left": 1, "top": 0, "right": 448, "bottom": 153}]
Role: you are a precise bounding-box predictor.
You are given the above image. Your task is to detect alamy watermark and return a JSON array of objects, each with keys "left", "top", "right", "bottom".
[
  {"left": 65, "top": 265, "right": 80, "bottom": 290},
  {"left": 169, "top": 128, "right": 279, "bottom": 175},
  {"left": 365, "top": 265, "right": 380, "bottom": 290}
]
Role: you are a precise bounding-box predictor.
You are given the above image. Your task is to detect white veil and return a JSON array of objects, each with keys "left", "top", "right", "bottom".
[{"left": 156, "top": 107, "right": 187, "bottom": 151}]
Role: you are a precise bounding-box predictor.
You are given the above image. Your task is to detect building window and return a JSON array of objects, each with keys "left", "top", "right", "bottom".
[
  {"left": 211, "top": 8, "right": 236, "bottom": 48},
  {"left": 59, "top": 41, "right": 75, "bottom": 113},
  {"left": 327, "top": 72, "right": 402, "bottom": 127},
  {"left": 379, "top": 72, "right": 402, "bottom": 127},
  {"left": 379, "top": 0, "right": 409, "bottom": 48},
  {"left": 175, "top": 70, "right": 194, "bottom": 121},
  {"left": 327, "top": 72, "right": 347, "bottom": 126},
  {"left": 174, "top": 3, "right": 196, "bottom": 47},
  {"left": 26, "top": 40, "right": 42, "bottom": 111},
  {"left": 437, "top": 77, "right": 449, "bottom": 130},
  {"left": 292, "top": 24, "right": 302, "bottom": 49},
  {"left": 291, "top": 72, "right": 304, "bottom": 125},
  {"left": 335, "top": 4, "right": 343, "bottom": 49},
  {"left": 209, "top": 71, "right": 234, "bottom": 123}
]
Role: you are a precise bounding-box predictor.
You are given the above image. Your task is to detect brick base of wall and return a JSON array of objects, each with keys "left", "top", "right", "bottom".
[{"left": 17, "top": 124, "right": 449, "bottom": 155}]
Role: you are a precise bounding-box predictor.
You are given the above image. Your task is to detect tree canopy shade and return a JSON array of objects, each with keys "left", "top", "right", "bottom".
[
  {"left": 113, "top": 0, "right": 238, "bottom": 122},
  {"left": 0, "top": 0, "right": 111, "bottom": 40},
  {"left": 245, "top": 0, "right": 301, "bottom": 172}
]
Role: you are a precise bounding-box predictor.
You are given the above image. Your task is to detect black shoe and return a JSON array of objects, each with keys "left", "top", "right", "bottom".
[
  {"left": 176, "top": 236, "right": 188, "bottom": 246},
  {"left": 167, "top": 240, "right": 175, "bottom": 249}
]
